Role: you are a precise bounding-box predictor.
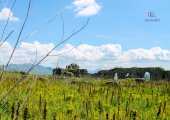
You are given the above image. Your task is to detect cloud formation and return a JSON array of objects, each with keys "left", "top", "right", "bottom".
[
  {"left": 0, "top": 41, "right": 170, "bottom": 70},
  {"left": 0, "top": 7, "right": 19, "bottom": 21},
  {"left": 120, "top": 47, "right": 170, "bottom": 61},
  {"left": 61, "top": 44, "right": 122, "bottom": 61},
  {"left": 68, "top": 0, "right": 102, "bottom": 17}
]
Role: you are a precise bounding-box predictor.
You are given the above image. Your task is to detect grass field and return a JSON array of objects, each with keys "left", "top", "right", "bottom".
[{"left": 0, "top": 72, "right": 170, "bottom": 120}]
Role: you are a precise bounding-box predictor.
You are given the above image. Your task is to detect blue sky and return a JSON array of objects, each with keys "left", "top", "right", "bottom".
[{"left": 0, "top": 0, "right": 170, "bottom": 71}]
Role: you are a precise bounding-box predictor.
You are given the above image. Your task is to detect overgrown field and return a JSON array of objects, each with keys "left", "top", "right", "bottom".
[{"left": 0, "top": 73, "right": 170, "bottom": 120}]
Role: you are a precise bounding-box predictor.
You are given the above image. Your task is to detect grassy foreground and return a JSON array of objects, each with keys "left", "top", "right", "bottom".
[{"left": 0, "top": 73, "right": 170, "bottom": 120}]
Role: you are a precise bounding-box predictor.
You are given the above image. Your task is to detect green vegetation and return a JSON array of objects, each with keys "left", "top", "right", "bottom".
[{"left": 0, "top": 72, "right": 170, "bottom": 119}]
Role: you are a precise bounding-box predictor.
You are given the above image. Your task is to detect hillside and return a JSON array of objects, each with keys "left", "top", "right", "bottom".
[{"left": 0, "top": 64, "right": 53, "bottom": 75}]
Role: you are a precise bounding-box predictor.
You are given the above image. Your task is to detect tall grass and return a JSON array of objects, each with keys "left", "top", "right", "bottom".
[{"left": 0, "top": 72, "right": 170, "bottom": 119}]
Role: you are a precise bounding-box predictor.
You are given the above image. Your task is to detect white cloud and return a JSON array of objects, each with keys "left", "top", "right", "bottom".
[
  {"left": 121, "top": 47, "right": 170, "bottom": 61},
  {"left": 20, "top": 41, "right": 54, "bottom": 56},
  {"left": 0, "top": 7, "right": 19, "bottom": 21},
  {"left": 0, "top": 41, "right": 55, "bottom": 66},
  {"left": 68, "top": 0, "right": 102, "bottom": 16},
  {"left": 59, "top": 44, "right": 121, "bottom": 61},
  {"left": 0, "top": 41, "right": 170, "bottom": 70}
]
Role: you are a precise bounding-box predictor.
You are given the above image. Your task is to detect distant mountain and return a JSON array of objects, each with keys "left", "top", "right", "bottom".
[
  {"left": 0, "top": 64, "right": 54, "bottom": 75},
  {"left": 88, "top": 68, "right": 102, "bottom": 74},
  {"left": 46, "top": 67, "right": 54, "bottom": 71}
]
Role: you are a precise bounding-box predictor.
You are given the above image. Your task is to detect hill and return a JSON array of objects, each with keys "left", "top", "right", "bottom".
[{"left": 0, "top": 64, "right": 53, "bottom": 75}]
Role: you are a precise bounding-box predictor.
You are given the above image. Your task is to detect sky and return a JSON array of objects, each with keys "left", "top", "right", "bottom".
[{"left": 0, "top": 0, "right": 170, "bottom": 71}]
